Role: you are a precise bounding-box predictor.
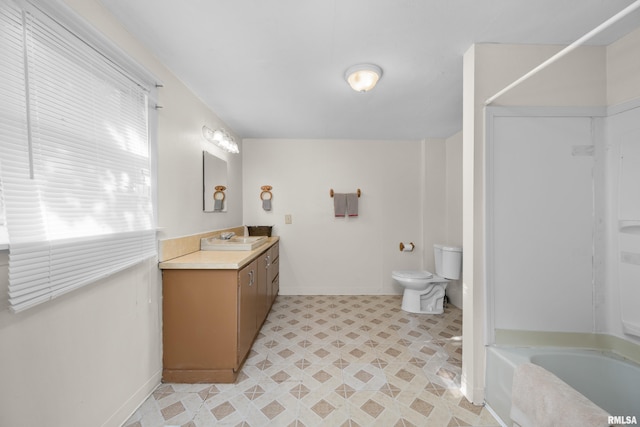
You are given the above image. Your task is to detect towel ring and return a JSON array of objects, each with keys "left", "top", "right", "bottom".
[
  {"left": 330, "top": 188, "right": 361, "bottom": 198},
  {"left": 260, "top": 185, "right": 273, "bottom": 201},
  {"left": 213, "top": 185, "right": 226, "bottom": 201}
]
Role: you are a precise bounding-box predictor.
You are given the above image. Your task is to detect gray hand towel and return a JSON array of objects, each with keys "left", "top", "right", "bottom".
[
  {"left": 333, "top": 193, "right": 347, "bottom": 217},
  {"left": 346, "top": 193, "right": 359, "bottom": 217},
  {"left": 262, "top": 199, "right": 272, "bottom": 211},
  {"left": 214, "top": 199, "right": 223, "bottom": 211}
]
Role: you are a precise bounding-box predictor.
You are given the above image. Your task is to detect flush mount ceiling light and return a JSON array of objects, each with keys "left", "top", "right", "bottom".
[
  {"left": 202, "top": 125, "right": 239, "bottom": 154},
  {"left": 344, "top": 63, "right": 382, "bottom": 92}
]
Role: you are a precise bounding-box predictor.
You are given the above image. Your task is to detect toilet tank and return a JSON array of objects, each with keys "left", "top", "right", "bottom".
[{"left": 434, "top": 244, "right": 462, "bottom": 280}]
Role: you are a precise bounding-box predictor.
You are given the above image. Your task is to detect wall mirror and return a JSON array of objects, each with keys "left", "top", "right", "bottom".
[{"left": 203, "top": 151, "right": 228, "bottom": 212}]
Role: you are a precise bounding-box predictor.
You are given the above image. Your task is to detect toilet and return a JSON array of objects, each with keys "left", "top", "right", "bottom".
[{"left": 392, "top": 244, "right": 462, "bottom": 314}]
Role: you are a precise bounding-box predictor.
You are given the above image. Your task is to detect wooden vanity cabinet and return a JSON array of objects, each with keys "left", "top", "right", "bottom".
[
  {"left": 161, "top": 242, "right": 279, "bottom": 383},
  {"left": 162, "top": 259, "right": 258, "bottom": 383}
]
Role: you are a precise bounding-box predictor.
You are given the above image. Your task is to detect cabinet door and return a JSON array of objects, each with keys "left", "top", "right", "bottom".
[
  {"left": 163, "top": 269, "right": 238, "bottom": 372},
  {"left": 269, "top": 243, "right": 279, "bottom": 303},
  {"left": 238, "top": 260, "right": 258, "bottom": 366},
  {"left": 256, "top": 251, "right": 270, "bottom": 326},
  {"left": 271, "top": 266, "right": 279, "bottom": 304}
]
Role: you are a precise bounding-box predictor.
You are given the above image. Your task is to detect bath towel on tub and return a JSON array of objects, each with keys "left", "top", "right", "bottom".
[{"left": 510, "top": 363, "right": 610, "bottom": 427}]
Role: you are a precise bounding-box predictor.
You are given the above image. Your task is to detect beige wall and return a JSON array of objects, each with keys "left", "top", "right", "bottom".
[
  {"left": 607, "top": 27, "right": 640, "bottom": 106},
  {"left": 423, "top": 139, "right": 447, "bottom": 274},
  {"left": 242, "top": 138, "right": 442, "bottom": 295},
  {"left": 478, "top": 44, "right": 607, "bottom": 107},
  {"left": 0, "top": 254, "right": 161, "bottom": 427},
  {"left": 462, "top": 44, "right": 483, "bottom": 404},
  {"left": 241, "top": 136, "right": 463, "bottom": 304},
  {"left": 0, "top": 0, "right": 242, "bottom": 426}
]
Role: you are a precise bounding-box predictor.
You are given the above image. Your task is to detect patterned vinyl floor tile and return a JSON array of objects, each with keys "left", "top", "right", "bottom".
[{"left": 124, "top": 295, "right": 499, "bottom": 427}]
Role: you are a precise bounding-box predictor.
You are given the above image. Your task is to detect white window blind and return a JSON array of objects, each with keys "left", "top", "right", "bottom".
[
  {"left": 0, "top": 166, "right": 7, "bottom": 248},
  {"left": 0, "top": 0, "right": 157, "bottom": 312},
  {"left": 0, "top": 1, "right": 25, "bottom": 250}
]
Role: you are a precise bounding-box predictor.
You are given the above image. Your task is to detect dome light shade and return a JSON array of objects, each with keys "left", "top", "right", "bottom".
[{"left": 345, "top": 64, "right": 382, "bottom": 92}]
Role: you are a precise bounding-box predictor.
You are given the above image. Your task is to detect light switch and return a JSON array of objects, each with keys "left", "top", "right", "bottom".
[{"left": 284, "top": 214, "right": 292, "bottom": 224}]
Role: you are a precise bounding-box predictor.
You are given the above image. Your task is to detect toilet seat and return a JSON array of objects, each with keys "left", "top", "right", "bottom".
[{"left": 392, "top": 270, "right": 433, "bottom": 280}]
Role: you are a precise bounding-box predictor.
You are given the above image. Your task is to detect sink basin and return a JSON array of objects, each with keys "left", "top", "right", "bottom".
[{"left": 201, "top": 235, "right": 268, "bottom": 251}]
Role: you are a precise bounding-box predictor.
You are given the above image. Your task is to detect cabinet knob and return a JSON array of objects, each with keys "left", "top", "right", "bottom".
[{"left": 248, "top": 270, "right": 254, "bottom": 286}]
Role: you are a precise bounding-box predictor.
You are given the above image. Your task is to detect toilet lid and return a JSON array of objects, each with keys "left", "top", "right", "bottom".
[{"left": 392, "top": 270, "right": 433, "bottom": 280}]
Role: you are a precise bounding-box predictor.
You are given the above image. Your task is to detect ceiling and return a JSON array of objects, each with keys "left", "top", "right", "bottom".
[{"left": 98, "top": 0, "right": 639, "bottom": 140}]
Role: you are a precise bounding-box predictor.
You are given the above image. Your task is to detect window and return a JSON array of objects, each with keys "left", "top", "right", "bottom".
[{"left": 0, "top": 0, "right": 157, "bottom": 312}]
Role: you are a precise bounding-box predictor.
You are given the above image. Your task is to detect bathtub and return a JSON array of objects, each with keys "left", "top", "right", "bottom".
[{"left": 485, "top": 346, "right": 640, "bottom": 426}]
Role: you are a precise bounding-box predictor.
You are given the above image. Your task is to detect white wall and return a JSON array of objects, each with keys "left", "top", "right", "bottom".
[
  {"left": 468, "top": 26, "right": 640, "bottom": 404},
  {"left": 242, "top": 138, "right": 449, "bottom": 295},
  {"left": 601, "top": 26, "right": 640, "bottom": 343},
  {"left": 489, "top": 114, "right": 596, "bottom": 333},
  {"left": 479, "top": 29, "right": 640, "bottom": 341},
  {"left": 0, "top": 1, "right": 242, "bottom": 426},
  {"left": 445, "top": 131, "right": 463, "bottom": 308},
  {"left": 604, "top": 104, "right": 640, "bottom": 344},
  {"left": 463, "top": 42, "right": 606, "bottom": 404}
]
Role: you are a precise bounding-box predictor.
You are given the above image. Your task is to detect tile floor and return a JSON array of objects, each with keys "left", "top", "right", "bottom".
[{"left": 124, "top": 295, "right": 499, "bottom": 427}]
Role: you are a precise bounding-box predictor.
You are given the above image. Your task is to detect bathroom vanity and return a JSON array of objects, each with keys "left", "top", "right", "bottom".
[{"left": 159, "top": 237, "right": 279, "bottom": 383}]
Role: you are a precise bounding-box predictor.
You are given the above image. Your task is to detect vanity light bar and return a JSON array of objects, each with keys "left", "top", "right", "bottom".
[{"left": 202, "top": 125, "right": 239, "bottom": 154}]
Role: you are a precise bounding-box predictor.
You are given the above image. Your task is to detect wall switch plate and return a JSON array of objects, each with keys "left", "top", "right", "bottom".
[{"left": 284, "top": 214, "right": 292, "bottom": 224}]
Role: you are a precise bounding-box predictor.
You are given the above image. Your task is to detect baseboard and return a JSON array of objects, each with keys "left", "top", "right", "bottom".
[
  {"left": 461, "top": 374, "right": 485, "bottom": 406},
  {"left": 101, "top": 368, "right": 162, "bottom": 427},
  {"left": 162, "top": 368, "right": 238, "bottom": 384},
  {"left": 279, "top": 287, "right": 402, "bottom": 296}
]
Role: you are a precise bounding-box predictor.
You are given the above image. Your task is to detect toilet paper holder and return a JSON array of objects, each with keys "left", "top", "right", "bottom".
[{"left": 399, "top": 242, "right": 415, "bottom": 252}]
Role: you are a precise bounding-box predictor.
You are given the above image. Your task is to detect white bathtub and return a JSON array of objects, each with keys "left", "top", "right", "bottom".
[{"left": 485, "top": 346, "right": 640, "bottom": 426}]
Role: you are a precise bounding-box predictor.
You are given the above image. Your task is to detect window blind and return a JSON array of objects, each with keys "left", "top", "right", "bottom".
[
  {"left": 0, "top": 0, "right": 157, "bottom": 312},
  {"left": 0, "top": 1, "right": 27, "bottom": 249}
]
